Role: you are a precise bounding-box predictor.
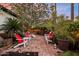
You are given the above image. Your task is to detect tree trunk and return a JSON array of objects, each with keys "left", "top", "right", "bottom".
[
  {"left": 55, "top": 3, "right": 57, "bottom": 23},
  {"left": 71, "top": 3, "right": 74, "bottom": 21}
]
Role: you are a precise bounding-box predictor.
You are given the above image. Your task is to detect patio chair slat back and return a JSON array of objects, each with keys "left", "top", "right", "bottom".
[{"left": 25, "top": 33, "right": 30, "bottom": 37}]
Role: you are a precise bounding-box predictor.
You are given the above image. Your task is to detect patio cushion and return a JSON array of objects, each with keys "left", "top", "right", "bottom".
[
  {"left": 15, "top": 34, "right": 23, "bottom": 43},
  {"left": 48, "top": 32, "right": 54, "bottom": 39},
  {"left": 25, "top": 33, "right": 30, "bottom": 37}
]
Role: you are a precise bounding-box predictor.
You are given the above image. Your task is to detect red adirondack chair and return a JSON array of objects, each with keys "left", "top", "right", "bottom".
[
  {"left": 44, "top": 32, "right": 54, "bottom": 44},
  {"left": 48, "top": 32, "right": 53, "bottom": 39},
  {"left": 24, "top": 32, "right": 32, "bottom": 41},
  {"left": 15, "top": 33, "right": 23, "bottom": 43},
  {"left": 14, "top": 33, "right": 29, "bottom": 48},
  {"left": 25, "top": 32, "right": 30, "bottom": 37}
]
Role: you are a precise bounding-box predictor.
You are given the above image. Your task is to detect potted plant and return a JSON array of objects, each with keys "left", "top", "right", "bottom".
[
  {"left": 55, "top": 31, "right": 69, "bottom": 50},
  {"left": 54, "top": 20, "right": 75, "bottom": 50}
]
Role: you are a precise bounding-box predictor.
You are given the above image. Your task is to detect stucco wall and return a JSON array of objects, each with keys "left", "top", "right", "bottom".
[{"left": 0, "top": 10, "right": 15, "bottom": 33}]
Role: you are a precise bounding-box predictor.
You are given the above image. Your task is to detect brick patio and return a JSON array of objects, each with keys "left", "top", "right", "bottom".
[{"left": 0, "top": 35, "right": 63, "bottom": 56}]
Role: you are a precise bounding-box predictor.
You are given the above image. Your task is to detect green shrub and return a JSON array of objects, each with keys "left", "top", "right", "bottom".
[
  {"left": 54, "top": 20, "right": 75, "bottom": 44},
  {"left": 38, "top": 20, "right": 54, "bottom": 31},
  {"left": 62, "top": 51, "right": 79, "bottom": 56},
  {"left": 68, "top": 21, "right": 79, "bottom": 32},
  {"left": 51, "top": 20, "right": 71, "bottom": 45}
]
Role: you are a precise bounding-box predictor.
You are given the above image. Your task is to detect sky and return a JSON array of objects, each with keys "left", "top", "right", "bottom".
[
  {"left": 0, "top": 3, "right": 78, "bottom": 19},
  {"left": 57, "top": 3, "right": 78, "bottom": 18}
]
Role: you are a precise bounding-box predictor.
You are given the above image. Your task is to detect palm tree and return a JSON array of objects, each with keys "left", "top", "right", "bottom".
[{"left": 71, "top": 3, "right": 74, "bottom": 21}]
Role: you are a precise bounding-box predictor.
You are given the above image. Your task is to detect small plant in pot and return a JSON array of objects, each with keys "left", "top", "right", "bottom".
[{"left": 56, "top": 34, "right": 69, "bottom": 50}]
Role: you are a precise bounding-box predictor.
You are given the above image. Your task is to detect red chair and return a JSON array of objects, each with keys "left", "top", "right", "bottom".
[
  {"left": 44, "top": 32, "right": 54, "bottom": 44},
  {"left": 48, "top": 32, "right": 53, "bottom": 39},
  {"left": 14, "top": 33, "right": 28, "bottom": 48},
  {"left": 25, "top": 33, "right": 30, "bottom": 37},
  {"left": 24, "top": 32, "right": 32, "bottom": 41},
  {"left": 15, "top": 33, "right": 23, "bottom": 43}
]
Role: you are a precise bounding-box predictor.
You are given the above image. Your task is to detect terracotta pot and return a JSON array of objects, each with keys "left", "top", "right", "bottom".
[{"left": 57, "top": 39, "right": 69, "bottom": 50}]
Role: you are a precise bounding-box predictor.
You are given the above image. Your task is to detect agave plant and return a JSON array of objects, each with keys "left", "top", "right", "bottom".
[{"left": 0, "top": 18, "right": 23, "bottom": 38}]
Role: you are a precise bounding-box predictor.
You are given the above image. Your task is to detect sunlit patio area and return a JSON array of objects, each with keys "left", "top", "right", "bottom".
[
  {"left": 0, "top": 35, "right": 63, "bottom": 56},
  {"left": 0, "top": 3, "right": 79, "bottom": 56}
]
